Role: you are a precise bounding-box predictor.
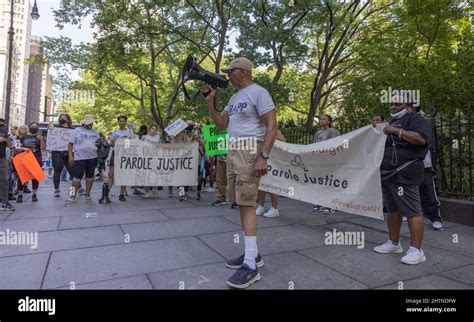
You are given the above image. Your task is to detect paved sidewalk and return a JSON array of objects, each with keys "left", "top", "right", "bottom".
[{"left": 1, "top": 178, "right": 473, "bottom": 290}]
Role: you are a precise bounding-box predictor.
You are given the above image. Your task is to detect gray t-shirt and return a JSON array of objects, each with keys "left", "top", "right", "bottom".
[
  {"left": 314, "top": 128, "right": 341, "bottom": 143},
  {"left": 111, "top": 128, "right": 135, "bottom": 140},
  {"left": 143, "top": 134, "right": 161, "bottom": 143},
  {"left": 69, "top": 127, "right": 100, "bottom": 161},
  {"left": 223, "top": 83, "right": 275, "bottom": 141}
]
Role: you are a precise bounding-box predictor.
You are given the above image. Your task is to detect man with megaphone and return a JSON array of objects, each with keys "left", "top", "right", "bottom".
[{"left": 200, "top": 57, "right": 278, "bottom": 289}]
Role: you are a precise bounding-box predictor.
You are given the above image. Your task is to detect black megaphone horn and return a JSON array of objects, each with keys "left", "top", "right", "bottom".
[{"left": 181, "top": 55, "right": 229, "bottom": 101}]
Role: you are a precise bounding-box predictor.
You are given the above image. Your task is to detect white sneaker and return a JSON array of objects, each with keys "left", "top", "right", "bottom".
[
  {"left": 256, "top": 205, "right": 265, "bottom": 216},
  {"left": 432, "top": 221, "right": 444, "bottom": 231},
  {"left": 263, "top": 207, "right": 279, "bottom": 218},
  {"left": 323, "top": 207, "right": 335, "bottom": 214},
  {"left": 401, "top": 246, "right": 426, "bottom": 265},
  {"left": 143, "top": 192, "right": 153, "bottom": 199},
  {"left": 402, "top": 216, "right": 408, "bottom": 223},
  {"left": 67, "top": 196, "right": 76, "bottom": 203},
  {"left": 373, "top": 240, "right": 403, "bottom": 254},
  {"left": 205, "top": 187, "right": 212, "bottom": 193}
]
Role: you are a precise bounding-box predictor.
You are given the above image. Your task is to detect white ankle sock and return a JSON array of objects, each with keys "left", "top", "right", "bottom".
[{"left": 243, "top": 236, "right": 258, "bottom": 269}]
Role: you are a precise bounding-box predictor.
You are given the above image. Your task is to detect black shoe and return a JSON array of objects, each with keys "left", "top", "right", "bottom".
[
  {"left": 212, "top": 200, "right": 227, "bottom": 206},
  {"left": 226, "top": 264, "right": 261, "bottom": 289},
  {"left": 197, "top": 192, "right": 201, "bottom": 200},
  {"left": 8, "top": 194, "right": 16, "bottom": 201},
  {"left": 225, "top": 253, "right": 264, "bottom": 269},
  {"left": 2, "top": 202, "right": 14, "bottom": 211},
  {"left": 32, "top": 194, "right": 38, "bottom": 202},
  {"left": 23, "top": 187, "right": 31, "bottom": 193},
  {"left": 16, "top": 195, "right": 23, "bottom": 203},
  {"left": 230, "top": 202, "right": 238, "bottom": 209},
  {"left": 119, "top": 194, "right": 126, "bottom": 202}
]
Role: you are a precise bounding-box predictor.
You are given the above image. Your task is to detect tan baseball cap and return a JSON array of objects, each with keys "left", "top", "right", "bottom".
[
  {"left": 221, "top": 57, "right": 253, "bottom": 72},
  {"left": 81, "top": 114, "right": 95, "bottom": 125}
]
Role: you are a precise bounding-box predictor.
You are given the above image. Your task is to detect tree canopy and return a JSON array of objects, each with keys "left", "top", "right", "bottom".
[{"left": 39, "top": 0, "right": 472, "bottom": 133}]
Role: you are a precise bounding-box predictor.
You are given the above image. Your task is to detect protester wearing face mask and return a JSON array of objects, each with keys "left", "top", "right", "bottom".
[
  {"left": 67, "top": 115, "right": 100, "bottom": 203},
  {"left": 374, "top": 95, "right": 431, "bottom": 265},
  {"left": 0, "top": 118, "right": 14, "bottom": 210},
  {"left": 14, "top": 122, "right": 45, "bottom": 203},
  {"left": 51, "top": 113, "right": 74, "bottom": 197}
]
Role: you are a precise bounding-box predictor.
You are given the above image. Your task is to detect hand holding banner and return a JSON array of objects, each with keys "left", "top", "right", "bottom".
[
  {"left": 259, "top": 125, "right": 386, "bottom": 219},
  {"left": 114, "top": 139, "right": 198, "bottom": 186}
]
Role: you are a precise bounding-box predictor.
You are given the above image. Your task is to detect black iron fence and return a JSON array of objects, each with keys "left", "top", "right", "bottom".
[{"left": 280, "top": 112, "right": 474, "bottom": 201}]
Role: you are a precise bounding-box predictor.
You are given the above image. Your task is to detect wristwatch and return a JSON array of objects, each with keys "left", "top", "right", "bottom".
[{"left": 259, "top": 151, "right": 270, "bottom": 160}]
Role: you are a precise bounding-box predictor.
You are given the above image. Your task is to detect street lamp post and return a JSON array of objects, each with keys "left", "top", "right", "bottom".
[
  {"left": 3, "top": 0, "right": 40, "bottom": 131},
  {"left": 44, "top": 96, "right": 50, "bottom": 122}
]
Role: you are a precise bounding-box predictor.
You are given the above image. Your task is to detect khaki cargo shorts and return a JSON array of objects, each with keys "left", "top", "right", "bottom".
[{"left": 226, "top": 139, "right": 262, "bottom": 207}]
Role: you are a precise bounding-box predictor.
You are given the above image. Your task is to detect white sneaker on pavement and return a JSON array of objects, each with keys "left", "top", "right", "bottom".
[
  {"left": 373, "top": 240, "right": 403, "bottom": 254},
  {"left": 143, "top": 192, "right": 153, "bottom": 199},
  {"left": 256, "top": 205, "right": 265, "bottom": 216},
  {"left": 263, "top": 207, "right": 279, "bottom": 218},
  {"left": 67, "top": 196, "right": 76, "bottom": 203},
  {"left": 432, "top": 221, "right": 444, "bottom": 231},
  {"left": 401, "top": 246, "right": 426, "bottom": 265}
]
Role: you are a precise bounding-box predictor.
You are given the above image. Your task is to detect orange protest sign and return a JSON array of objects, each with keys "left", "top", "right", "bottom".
[{"left": 12, "top": 151, "right": 45, "bottom": 185}]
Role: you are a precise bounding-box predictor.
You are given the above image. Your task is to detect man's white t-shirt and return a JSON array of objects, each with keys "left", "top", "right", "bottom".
[
  {"left": 69, "top": 127, "right": 100, "bottom": 161},
  {"left": 223, "top": 83, "right": 275, "bottom": 141}
]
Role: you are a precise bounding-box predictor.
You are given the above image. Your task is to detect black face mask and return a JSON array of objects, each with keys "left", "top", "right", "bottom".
[
  {"left": 59, "top": 119, "right": 67, "bottom": 125},
  {"left": 29, "top": 127, "right": 38, "bottom": 134},
  {"left": 83, "top": 124, "right": 93, "bottom": 130}
]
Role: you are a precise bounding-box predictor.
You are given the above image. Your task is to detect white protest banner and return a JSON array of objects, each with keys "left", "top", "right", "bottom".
[
  {"left": 164, "top": 118, "right": 188, "bottom": 137},
  {"left": 46, "top": 127, "right": 74, "bottom": 151},
  {"left": 114, "top": 139, "right": 198, "bottom": 186},
  {"left": 259, "top": 125, "right": 386, "bottom": 219}
]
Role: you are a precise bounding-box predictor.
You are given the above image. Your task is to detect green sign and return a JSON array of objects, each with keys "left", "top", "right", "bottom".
[{"left": 203, "top": 124, "right": 228, "bottom": 156}]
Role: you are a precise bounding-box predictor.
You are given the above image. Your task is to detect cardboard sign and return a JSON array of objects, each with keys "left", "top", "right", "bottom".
[
  {"left": 202, "top": 124, "right": 228, "bottom": 156},
  {"left": 164, "top": 119, "right": 188, "bottom": 137},
  {"left": 46, "top": 127, "right": 74, "bottom": 151}
]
